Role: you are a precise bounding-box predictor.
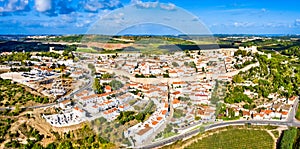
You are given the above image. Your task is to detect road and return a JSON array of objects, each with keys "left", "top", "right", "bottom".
[{"left": 138, "top": 98, "right": 300, "bottom": 149}]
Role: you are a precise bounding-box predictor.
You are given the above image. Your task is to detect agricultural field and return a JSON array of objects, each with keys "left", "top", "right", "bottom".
[{"left": 184, "top": 128, "right": 274, "bottom": 149}]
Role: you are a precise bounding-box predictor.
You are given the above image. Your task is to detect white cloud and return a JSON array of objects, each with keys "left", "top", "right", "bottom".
[
  {"left": 160, "top": 3, "right": 176, "bottom": 11},
  {"left": 0, "top": 0, "right": 29, "bottom": 12},
  {"left": 35, "top": 0, "right": 52, "bottom": 12},
  {"left": 233, "top": 22, "right": 254, "bottom": 27},
  {"left": 295, "top": 19, "right": 300, "bottom": 26},
  {"left": 83, "top": 0, "right": 122, "bottom": 12},
  {"left": 131, "top": 0, "right": 158, "bottom": 9}
]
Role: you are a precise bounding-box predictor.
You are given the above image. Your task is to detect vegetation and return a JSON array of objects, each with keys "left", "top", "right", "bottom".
[
  {"left": 116, "top": 111, "right": 136, "bottom": 125},
  {"left": 225, "top": 53, "right": 300, "bottom": 106},
  {"left": 296, "top": 105, "right": 300, "bottom": 120},
  {"left": 224, "top": 86, "right": 252, "bottom": 104},
  {"left": 280, "top": 127, "right": 297, "bottom": 149},
  {"left": 10, "top": 67, "right": 31, "bottom": 72},
  {"left": 156, "top": 124, "right": 177, "bottom": 139},
  {"left": 36, "top": 52, "right": 60, "bottom": 59},
  {"left": 0, "top": 52, "right": 31, "bottom": 65},
  {"left": 281, "top": 46, "right": 300, "bottom": 57},
  {"left": 185, "top": 128, "right": 273, "bottom": 149},
  {"left": 117, "top": 100, "right": 156, "bottom": 124},
  {"left": 4, "top": 123, "right": 113, "bottom": 149},
  {"left": 93, "top": 78, "right": 104, "bottom": 94},
  {"left": 87, "top": 63, "right": 95, "bottom": 75},
  {"left": 173, "top": 109, "right": 185, "bottom": 118},
  {"left": 0, "top": 78, "right": 50, "bottom": 108},
  {"left": 109, "top": 80, "right": 124, "bottom": 90},
  {"left": 0, "top": 118, "right": 14, "bottom": 143}
]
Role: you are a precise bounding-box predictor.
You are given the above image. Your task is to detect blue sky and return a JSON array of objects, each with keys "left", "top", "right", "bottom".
[{"left": 0, "top": 0, "right": 300, "bottom": 35}]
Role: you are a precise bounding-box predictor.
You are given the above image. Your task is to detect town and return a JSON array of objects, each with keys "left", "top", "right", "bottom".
[{"left": 1, "top": 39, "right": 299, "bottom": 147}]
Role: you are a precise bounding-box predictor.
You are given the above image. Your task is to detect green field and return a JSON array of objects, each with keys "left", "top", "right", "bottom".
[
  {"left": 185, "top": 128, "right": 274, "bottom": 149},
  {"left": 76, "top": 48, "right": 98, "bottom": 53}
]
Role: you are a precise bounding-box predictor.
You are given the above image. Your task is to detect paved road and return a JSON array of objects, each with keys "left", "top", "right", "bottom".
[
  {"left": 138, "top": 98, "right": 300, "bottom": 149},
  {"left": 138, "top": 119, "right": 300, "bottom": 149}
]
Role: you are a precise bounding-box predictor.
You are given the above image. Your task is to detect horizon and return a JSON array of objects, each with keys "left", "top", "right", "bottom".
[
  {"left": 0, "top": 0, "right": 300, "bottom": 35},
  {"left": 1, "top": 33, "right": 300, "bottom": 36}
]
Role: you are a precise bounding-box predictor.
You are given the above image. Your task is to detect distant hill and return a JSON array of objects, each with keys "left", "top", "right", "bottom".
[{"left": 0, "top": 41, "right": 66, "bottom": 52}]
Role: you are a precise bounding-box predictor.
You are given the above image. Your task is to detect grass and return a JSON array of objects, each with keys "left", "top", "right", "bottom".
[
  {"left": 163, "top": 132, "right": 178, "bottom": 138},
  {"left": 295, "top": 105, "right": 300, "bottom": 120},
  {"left": 185, "top": 128, "right": 274, "bottom": 149},
  {"left": 76, "top": 48, "right": 98, "bottom": 53},
  {"left": 271, "top": 130, "right": 280, "bottom": 138}
]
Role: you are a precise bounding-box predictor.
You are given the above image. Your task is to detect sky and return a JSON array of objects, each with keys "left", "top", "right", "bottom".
[{"left": 0, "top": 0, "right": 300, "bottom": 35}]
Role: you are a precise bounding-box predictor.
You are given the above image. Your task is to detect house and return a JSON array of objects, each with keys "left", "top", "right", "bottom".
[
  {"left": 70, "top": 71, "right": 84, "bottom": 80},
  {"left": 288, "top": 96, "right": 298, "bottom": 105},
  {"left": 172, "top": 81, "right": 187, "bottom": 88},
  {"left": 79, "top": 94, "right": 98, "bottom": 105},
  {"left": 59, "top": 99, "right": 72, "bottom": 109},
  {"left": 242, "top": 111, "right": 250, "bottom": 119},
  {"left": 172, "top": 98, "right": 180, "bottom": 108},
  {"left": 281, "top": 111, "right": 288, "bottom": 119},
  {"left": 105, "top": 85, "right": 112, "bottom": 93},
  {"left": 253, "top": 113, "right": 264, "bottom": 120},
  {"left": 73, "top": 106, "right": 86, "bottom": 117},
  {"left": 135, "top": 124, "right": 153, "bottom": 144},
  {"left": 74, "top": 90, "right": 90, "bottom": 99},
  {"left": 89, "top": 105, "right": 100, "bottom": 113}
]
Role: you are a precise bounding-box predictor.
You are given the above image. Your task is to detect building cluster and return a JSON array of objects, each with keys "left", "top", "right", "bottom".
[
  {"left": 43, "top": 105, "right": 86, "bottom": 127},
  {"left": 227, "top": 94, "right": 298, "bottom": 120}
]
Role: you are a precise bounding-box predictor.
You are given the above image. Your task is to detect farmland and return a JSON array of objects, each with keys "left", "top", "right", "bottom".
[{"left": 184, "top": 128, "right": 274, "bottom": 149}]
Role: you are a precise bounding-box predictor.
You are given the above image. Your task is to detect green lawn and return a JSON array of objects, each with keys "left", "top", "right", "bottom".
[{"left": 185, "top": 128, "right": 274, "bottom": 149}]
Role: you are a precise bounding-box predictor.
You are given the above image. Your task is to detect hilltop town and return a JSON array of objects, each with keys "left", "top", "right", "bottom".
[{"left": 1, "top": 34, "right": 299, "bottom": 148}]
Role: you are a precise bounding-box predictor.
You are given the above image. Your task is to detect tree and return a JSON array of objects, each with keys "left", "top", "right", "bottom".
[
  {"left": 172, "top": 62, "right": 179, "bottom": 67},
  {"left": 93, "top": 78, "right": 103, "bottom": 93},
  {"left": 232, "top": 75, "right": 243, "bottom": 83}
]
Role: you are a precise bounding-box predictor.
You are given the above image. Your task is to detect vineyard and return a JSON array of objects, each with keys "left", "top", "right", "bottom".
[{"left": 184, "top": 128, "right": 273, "bottom": 149}]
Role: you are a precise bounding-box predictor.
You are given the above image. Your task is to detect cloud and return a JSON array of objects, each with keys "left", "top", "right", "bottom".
[
  {"left": 295, "top": 19, "right": 300, "bottom": 26},
  {"left": 160, "top": 3, "right": 176, "bottom": 11},
  {"left": 35, "top": 0, "right": 52, "bottom": 12},
  {"left": 82, "top": 0, "right": 123, "bottom": 13},
  {"left": 0, "top": 0, "right": 30, "bottom": 13},
  {"left": 131, "top": 0, "right": 158, "bottom": 9},
  {"left": 233, "top": 22, "right": 255, "bottom": 27}
]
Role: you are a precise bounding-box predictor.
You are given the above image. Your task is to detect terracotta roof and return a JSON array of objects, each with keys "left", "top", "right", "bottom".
[
  {"left": 74, "top": 106, "right": 84, "bottom": 113},
  {"left": 164, "top": 103, "right": 168, "bottom": 108},
  {"left": 289, "top": 96, "right": 297, "bottom": 101},
  {"left": 81, "top": 94, "right": 98, "bottom": 100},
  {"left": 172, "top": 91, "right": 180, "bottom": 95},
  {"left": 152, "top": 121, "right": 158, "bottom": 125},
  {"left": 173, "top": 98, "right": 180, "bottom": 104},
  {"left": 265, "top": 110, "right": 273, "bottom": 115},
  {"left": 172, "top": 81, "right": 186, "bottom": 85},
  {"left": 137, "top": 127, "right": 152, "bottom": 136},
  {"left": 281, "top": 111, "right": 288, "bottom": 115},
  {"left": 162, "top": 110, "right": 167, "bottom": 115},
  {"left": 61, "top": 99, "right": 71, "bottom": 104},
  {"left": 105, "top": 85, "right": 112, "bottom": 90},
  {"left": 157, "top": 117, "right": 163, "bottom": 121},
  {"left": 75, "top": 90, "right": 89, "bottom": 97}
]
